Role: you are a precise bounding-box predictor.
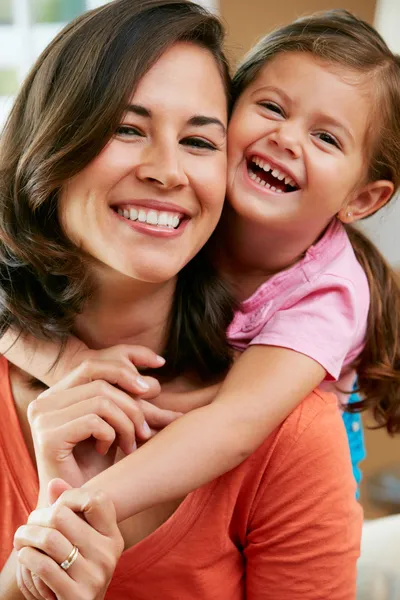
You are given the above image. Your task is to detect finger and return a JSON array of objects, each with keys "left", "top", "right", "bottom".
[
  {"left": 34, "top": 379, "right": 150, "bottom": 444},
  {"left": 54, "top": 413, "right": 117, "bottom": 456},
  {"left": 32, "top": 572, "right": 56, "bottom": 600},
  {"left": 14, "top": 524, "right": 74, "bottom": 566},
  {"left": 54, "top": 488, "right": 119, "bottom": 538},
  {"left": 134, "top": 375, "right": 161, "bottom": 400},
  {"left": 48, "top": 478, "right": 72, "bottom": 506},
  {"left": 18, "top": 564, "right": 42, "bottom": 600},
  {"left": 109, "top": 344, "right": 165, "bottom": 369},
  {"left": 37, "top": 359, "right": 155, "bottom": 399},
  {"left": 18, "top": 547, "right": 75, "bottom": 599},
  {"left": 139, "top": 399, "right": 183, "bottom": 429},
  {"left": 50, "top": 395, "right": 139, "bottom": 453},
  {"left": 33, "top": 379, "right": 149, "bottom": 450}
]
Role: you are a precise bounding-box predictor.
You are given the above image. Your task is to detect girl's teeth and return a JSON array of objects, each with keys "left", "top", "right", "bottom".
[
  {"left": 130, "top": 207, "right": 138, "bottom": 220},
  {"left": 123, "top": 209, "right": 129, "bottom": 218},
  {"left": 138, "top": 209, "right": 147, "bottom": 223}
]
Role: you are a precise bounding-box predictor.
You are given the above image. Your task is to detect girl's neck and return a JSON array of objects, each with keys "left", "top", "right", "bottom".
[
  {"left": 74, "top": 267, "right": 176, "bottom": 353},
  {"left": 216, "top": 206, "right": 328, "bottom": 302}
]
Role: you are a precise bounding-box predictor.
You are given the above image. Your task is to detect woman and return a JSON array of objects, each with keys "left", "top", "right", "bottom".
[{"left": 0, "top": 1, "right": 361, "bottom": 598}]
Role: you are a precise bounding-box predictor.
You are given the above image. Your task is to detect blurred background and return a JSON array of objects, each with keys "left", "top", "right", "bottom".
[{"left": 1, "top": 0, "right": 399, "bottom": 595}]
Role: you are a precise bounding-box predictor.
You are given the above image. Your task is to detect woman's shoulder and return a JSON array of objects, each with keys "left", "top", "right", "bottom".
[
  {"left": 254, "top": 389, "right": 345, "bottom": 468},
  {"left": 229, "top": 389, "right": 355, "bottom": 507}
]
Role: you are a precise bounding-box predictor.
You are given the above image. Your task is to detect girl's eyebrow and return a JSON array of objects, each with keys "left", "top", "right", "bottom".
[
  {"left": 251, "top": 85, "right": 292, "bottom": 105},
  {"left": 125, "top": 104, "right": 226, "bottom": 134}
]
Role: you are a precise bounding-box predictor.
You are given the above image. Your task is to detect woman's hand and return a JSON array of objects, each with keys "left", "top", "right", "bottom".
[
  {"left": 15, "top": 480, "right": 123, "bottom": 600},
  {"left": 29, "top": 354, "right": 182, "bottom": 502}
]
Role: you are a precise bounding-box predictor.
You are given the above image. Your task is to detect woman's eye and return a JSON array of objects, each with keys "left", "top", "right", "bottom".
[
  {"left": 181, "top": 137, "right": 217, "bottom": 151},
  {"left": 259, "top": 102, "right": 284, "bottom": 116},
  {"left": 116, "top": 125, "right": 144, "bottom": 137},
  {"left": 316, "top": 131, "right": 341, "bottom": 149}
]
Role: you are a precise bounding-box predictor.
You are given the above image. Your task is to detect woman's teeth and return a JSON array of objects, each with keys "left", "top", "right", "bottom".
[{"left": 117, "top": 207, "right": 181, "bottom": 228}]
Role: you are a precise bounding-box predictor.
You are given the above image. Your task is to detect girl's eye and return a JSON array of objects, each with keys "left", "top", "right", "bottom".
[
  {"left": 116, "top": 125, "right": 144, "bottom": 137},
  {"left": 316, "top": 131, "right": 341, "bottom": 149},
  {"left": 259, "top": 101, "right": 284, "bottom": 116},
  {"left": 181, "top": 137, "right": 217, "bottom": 151}
]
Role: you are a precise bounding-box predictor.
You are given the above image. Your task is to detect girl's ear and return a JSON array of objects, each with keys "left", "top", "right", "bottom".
[{"left": 338, "top": 180, "right": 394, "bottom": 224}]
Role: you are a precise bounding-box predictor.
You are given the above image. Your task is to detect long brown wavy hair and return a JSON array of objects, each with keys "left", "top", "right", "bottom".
[
  {"left": 0, "top": 0, "right": 234, "bottom": 381},
  {"left": 232, "top": 10, "right": 400, "bottom": 433}
]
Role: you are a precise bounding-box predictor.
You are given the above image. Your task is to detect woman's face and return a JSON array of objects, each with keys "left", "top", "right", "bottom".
[{"left": 60, "top": 42, "right": 227, "bottom": 284}]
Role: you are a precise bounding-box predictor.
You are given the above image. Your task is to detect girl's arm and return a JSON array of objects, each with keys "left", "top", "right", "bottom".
[{"left": 83, "top": 345, "right": 326, "bottom": 522}]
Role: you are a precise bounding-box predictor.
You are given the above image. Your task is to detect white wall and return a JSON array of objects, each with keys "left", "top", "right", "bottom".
[{"left": 361, "top": 0, "right": 400, "bottom": 267}]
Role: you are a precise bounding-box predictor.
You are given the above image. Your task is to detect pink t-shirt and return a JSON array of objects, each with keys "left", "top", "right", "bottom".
[{"left": 228, "top": 219, "right": 369, "bottom": 388}]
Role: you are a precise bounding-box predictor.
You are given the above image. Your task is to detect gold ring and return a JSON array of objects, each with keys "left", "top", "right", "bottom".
[{"left": 60, "top": 545, "right": 79, "bottom": 571}]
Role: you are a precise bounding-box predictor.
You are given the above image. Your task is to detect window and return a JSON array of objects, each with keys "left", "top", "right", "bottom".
[
  {"left": 0, "top": 0, "right": 13, "bottom": 25},
  {"left": 32, "top": 0, "right": 86, "bottom": 24},
  {"left": 0, "top": 69, "right": 18, "bottom": 96}
]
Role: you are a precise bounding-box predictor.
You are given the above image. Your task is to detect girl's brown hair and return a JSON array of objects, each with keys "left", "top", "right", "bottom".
[
  {"left": 0, "top": 0, "right": 234, "bottom": 381},
  {"left": 232, "top": 9, "right": 400, "bottom": 433}
]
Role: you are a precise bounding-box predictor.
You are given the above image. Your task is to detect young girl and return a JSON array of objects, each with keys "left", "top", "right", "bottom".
[{"left": 2, "top": 9, "right": 400, "bottom": 523}]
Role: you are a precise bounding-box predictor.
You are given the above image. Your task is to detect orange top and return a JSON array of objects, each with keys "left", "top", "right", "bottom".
[{"left": 0, "top": 356, "right": 362, "bottom": 599}]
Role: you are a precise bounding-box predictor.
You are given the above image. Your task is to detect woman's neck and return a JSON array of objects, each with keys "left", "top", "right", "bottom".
[{"left": 74, "top": 268, "right": 177, "bottom": 354}]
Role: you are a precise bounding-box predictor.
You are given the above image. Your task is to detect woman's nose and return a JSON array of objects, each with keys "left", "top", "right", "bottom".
[{"left": 135, "top": 142, "right": 188, "bottom": 189}]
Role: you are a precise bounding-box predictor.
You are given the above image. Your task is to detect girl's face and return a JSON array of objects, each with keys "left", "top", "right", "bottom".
[
  {"left": 227, "top": 51, "right": 373, "bottom": 237},
  {"left": 59, "top": 42, "right": 227, "bottom": 285}
]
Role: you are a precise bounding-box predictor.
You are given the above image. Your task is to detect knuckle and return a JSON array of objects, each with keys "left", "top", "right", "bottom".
[
  {"left": 95, "top": 395, "right": 112, "bottom": 413},
  {"left": 80, "top": 358, "right": 98, "bottom": 373},
  {"left": 35, "top": 558, "right": 54, "bottom": 579},
  {"left": 88, "top": 567, "right": 108, "bottom": 592},
  {"left": 88, "top": 488, "right": 108, "bottom": 509},
  {"left": 49, "top": 504, "right": 66, "bottom": 530},
  {"left": 87, "top": 413, "right": 103, "bottom": 428},
  {"left": 27, "top": 398, "right": 42, "bottom": 423},
  {"left": 41, "top": 529, "right": 59, "bottom": 555},
  {"left": 94, "top": 380, "right": 112, "bottom": 397}
]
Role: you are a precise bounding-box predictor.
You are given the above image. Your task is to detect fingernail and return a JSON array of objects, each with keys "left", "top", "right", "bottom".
[
  {"left": 132, "top": 441, "right": 137, "bottom": 452},
  {"left": 136, "top": 376, "right": 150, "bottom": 391},
  {"left": 143, "top": 421, "right": 151, "bottom": 437},
  {"left": 156, "top": 355, "right": 166, "bottom": 365}
]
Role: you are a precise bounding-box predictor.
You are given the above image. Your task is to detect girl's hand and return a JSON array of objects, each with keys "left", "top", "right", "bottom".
[
  {"left": 29, "top": 356, "right": 182, "bottom": 500},
  {"left": 15, "top": 479, "right": 123, "bottom": 600},
  {"left": 61, "top": 343, "right": 166, "bottom": 400}
]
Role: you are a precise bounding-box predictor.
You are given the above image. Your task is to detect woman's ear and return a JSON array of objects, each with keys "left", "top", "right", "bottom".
[{"left": 338, "top": 180, "right": 394, "bottom": 224}]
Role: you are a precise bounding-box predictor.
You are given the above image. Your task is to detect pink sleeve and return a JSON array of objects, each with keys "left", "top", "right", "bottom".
[
  {"left": 244, "top": 393, "right": 362, "bottom": 600},
  {"left": 250, "top": 275, "right": 363, "bottom": 380}
]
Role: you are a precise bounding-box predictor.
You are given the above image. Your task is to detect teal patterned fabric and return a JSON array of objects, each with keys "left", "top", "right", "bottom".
[{"left": 342, "top": 387, "right": 366, "bottom": 498}]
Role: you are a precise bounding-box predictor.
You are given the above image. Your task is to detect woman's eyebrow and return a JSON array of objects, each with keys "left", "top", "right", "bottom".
[
  {"left": 188, "top": 115, "right": 226, "bottom": 134},
  {"left": 125, "top": 104, "right": 226, "bottom": 134},
  {"left": 125, "top": 103, "right": 151, "bottom": 117}
]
